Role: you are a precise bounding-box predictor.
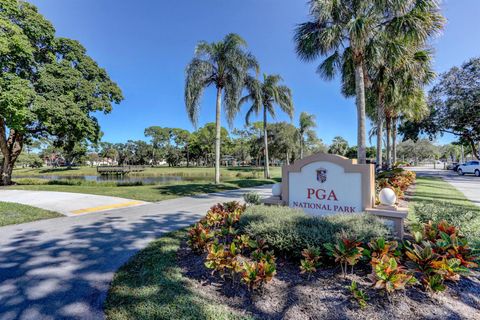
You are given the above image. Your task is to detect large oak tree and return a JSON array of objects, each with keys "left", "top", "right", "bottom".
[{"left": 0, "top": 0, "right": 123, "bottom": 185}]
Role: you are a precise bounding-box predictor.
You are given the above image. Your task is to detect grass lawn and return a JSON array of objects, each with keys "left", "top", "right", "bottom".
[
  {"left": 0, "top": 201, "right": 62, "bottom": 227},
  {"left": 104, "top": 229, "right": 250, "bottom": 320},
  {"left": 408, "top": 176, "right": 480, "bottom": 248},
  {"left": 10, "top": 178, "right": 277, "bottom": 202}
]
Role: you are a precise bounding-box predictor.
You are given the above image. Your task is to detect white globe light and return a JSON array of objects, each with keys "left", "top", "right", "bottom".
[
  {"left": 272, "top": 183, "right": 282, "bottom": 196},
  {"left": 379, "top": 188, "right": 397, "bottom": 206}
]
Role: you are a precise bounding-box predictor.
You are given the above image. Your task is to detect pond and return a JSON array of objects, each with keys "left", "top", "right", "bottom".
[{"left": 13, "top": 174, "right": 207, "bottom": 184}]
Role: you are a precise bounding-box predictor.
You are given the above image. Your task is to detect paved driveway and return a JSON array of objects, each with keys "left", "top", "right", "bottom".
[
  {"left": 0, "top": 186, "right": 271, "bottom": 320},
  {"left": 410, "top": 167, "right": 480, "bottom": 207},
  {"left": 0, "top": 190, "right": 147, "bottom": 216}
]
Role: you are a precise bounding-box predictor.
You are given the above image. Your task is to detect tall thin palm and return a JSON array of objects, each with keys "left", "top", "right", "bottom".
[
  {"left": 185, "top": 34, "right": 258, "bottom": 184},
  {"left": 294, "top": 0, "right": 444, "bottom": 164},
  {"left": 240, "top": 74, "right": 294, "bottom": 178},
  {"left": 298, "top": 112, "right": 316, "bottom": 159}
]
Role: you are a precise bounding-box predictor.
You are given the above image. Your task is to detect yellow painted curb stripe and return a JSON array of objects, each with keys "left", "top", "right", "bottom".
[{"left": 72, "top": 201, "right": 144, "bottom": 214}]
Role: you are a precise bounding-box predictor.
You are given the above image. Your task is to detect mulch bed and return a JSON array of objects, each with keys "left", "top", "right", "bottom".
[{"left": 178, "top": 242, "right": 480, "bottom": 320}]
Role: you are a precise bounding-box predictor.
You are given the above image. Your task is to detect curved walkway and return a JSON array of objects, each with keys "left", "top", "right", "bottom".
[
  {"left": 0, "top": 185, "right": 272, "bottom": 320},
  {"left": 0, "top": 190, "right": 147, "bottom": 216}
]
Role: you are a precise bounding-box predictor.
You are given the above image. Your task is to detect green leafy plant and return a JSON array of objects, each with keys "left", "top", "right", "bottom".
[
  {"left": 421, "top": 220, "right": 479, "bottom": 269},
  {"left": 369, "top": 255, "right": 417, "bottom": 294},
  {"left": 223, "top": 201, "right": 246, "bottom": 214},
  {"left": 235, "top": 234, "right": 251, "bottom": 250},
  {"left": 324, "top": 234, "right": 364, "bottom": 277},
  {"left": 204, "top": 241, "right": 242, "bottom": 280},
  {"left": 347, "top": 280, "right": 369, "bottom": 309},
  {"left": 432, "top": 258, "right": 470, "bottom": 282},
  {"left": 187, "top": 223, "right": 214, "bottom": 253},
  {"left": 241, "top": 260, "right": 276, "bottom": 290},
  {"left": 404, "top": 242, "right": 445, "bottom": 292},
  {"left": 424, "top": 274, "right": 446, "bottom": 293},
  {"left": 300, "top": 247, "right": 322, "bottom": 277},
  {"left": 365, "top": 238, "right": 400, "bottom": 262}
]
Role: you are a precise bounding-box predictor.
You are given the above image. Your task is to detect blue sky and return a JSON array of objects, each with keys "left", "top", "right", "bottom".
[{"left": 28, "top": 0, "right": 480, "bottom": 146}]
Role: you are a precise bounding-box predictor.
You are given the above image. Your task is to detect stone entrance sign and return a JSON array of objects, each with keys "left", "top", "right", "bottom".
[{"left": 281, "top": 153, "right": 375, "bottom": 216}]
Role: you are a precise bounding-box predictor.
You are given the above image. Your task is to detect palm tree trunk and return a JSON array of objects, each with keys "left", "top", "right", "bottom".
[
  {"left": 354, "top": 62, "right": 367, "bottom": 164},
  {"left": 263, "top": 106, "right": 271, "bottom": 179},
  {"left": 376, "top": 91, "right": 385, "bottom": 170},
  {"left": 300, "top": 133, "right": 304, "bottom": 159},
  {"left": 392, "top": 116, "right": 398, "bottom": 166},
  {"left": 214, "top": 87, "right": 222, "bottom": 184},
  {"left": 376, "top": 116, "right": 384, "bottom": 170},
  {"left": 386, "top": 116, "right": 392, "bottom": 169}
]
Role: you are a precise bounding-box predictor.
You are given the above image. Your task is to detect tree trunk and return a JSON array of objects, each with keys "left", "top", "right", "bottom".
[
  {"left": 214, "top": 87, "right": 222, "bottom": 184},
  {"left": 392, "top": 116, "right": 398, "bottom": 165},
  {"left": 300, "top": 133, "right": 304, "bottom": 159},
  {"left": 385, "top": 116, "right": 392, "bottom": 169},
  {"left": 0, "top": 124, "right": 24, "bottom": 185},
  {"left": 354, "top": 62, "right": 367, "bottom": 164},
  {"left": 469, "top": 139, "right": 479, "bottom": 160},
  {"left": 263, "top": 106, "right": 271, "bottom": 179},
  {"left": 376, "top": 101, "right": 384, "bottom": 170}
]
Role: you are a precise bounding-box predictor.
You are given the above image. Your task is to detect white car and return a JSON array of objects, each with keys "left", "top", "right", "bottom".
[{"left": 457, "top": 160, "right": 480, "bottom": 177}]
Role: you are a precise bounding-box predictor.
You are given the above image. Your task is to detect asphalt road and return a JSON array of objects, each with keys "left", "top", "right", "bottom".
[
  {"left": 0, "top": 186, "right": 272, "bottom": 320},
  {"left": 410, "top": 167, "right": 480, "bottom": 207}
]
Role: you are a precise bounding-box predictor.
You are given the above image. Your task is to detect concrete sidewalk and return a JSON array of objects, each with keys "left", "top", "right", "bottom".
[
  {"left": 0, "top": 185, "right": 271, "bottom": 320},
  {"left": 0, "top": 190, "right": 147, "bottom": 216}
]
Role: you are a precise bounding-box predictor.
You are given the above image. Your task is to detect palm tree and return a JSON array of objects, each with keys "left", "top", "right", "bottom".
[
  {"left": 185, "top": 33, "right": 258, "bottom": 184},
  {"left": 294, "top": 0, "right": 444, "bottom": 164},
  {"left": 383, "top": 46, "right": 434, "bottom": 167},
  {"left": 240, "top": 74, "right": 294, "bottom": 178},
  {"left": 329, "top": 136, "right": 349, "bottom": 156},
  {"left": 298, "top": 112, "right": 316, "bottom": 159}
]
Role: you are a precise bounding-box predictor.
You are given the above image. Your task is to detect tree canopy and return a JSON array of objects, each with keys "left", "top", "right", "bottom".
[
  {"left": 0, "top": 0, "right": 123, "bottom": 184},
  {"left": 415, "top": 57, "right": 480, "bottom": 159}
]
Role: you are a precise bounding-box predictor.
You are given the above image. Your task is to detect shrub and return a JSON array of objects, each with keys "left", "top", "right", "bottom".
[
  {"left": 241, "top": 260, "right": 276, "bottom": 290},
  {"left": 411, "top": 201, "right": 480, "bottom": 247},
  {"left": 299, "top": 247, "right": 322, "bottom": 276},
  {"left": 365, "top": 238, "right": 401, "bottom": 263},
  {"left": 348, "top": 280, "right": 368, "bottom": 309},
  {"left": 376, "top": 168, "right": 416, "bottom": 199},
  {"left": 187, "top": 223, "right": 214, "bottom": 253},
  {"left": 239, "top": 206, "right": 390, "bottom": 258},
  {"left": 244, "top": 192, "right": 262, "bottom": 205},
  {"left": 324, "top": 233, "right": 364, "bottom": 276},
  {"left": 204, "top": 241, "right": 242, "bottom": 280},
  {"left": 369, "top": 255, "right": 417, "bottom": 294}
]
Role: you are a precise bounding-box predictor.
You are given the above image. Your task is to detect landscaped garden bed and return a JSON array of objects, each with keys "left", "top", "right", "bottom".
[{"left": 106, "top": 189, "right": 480, "bottom": 319}]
